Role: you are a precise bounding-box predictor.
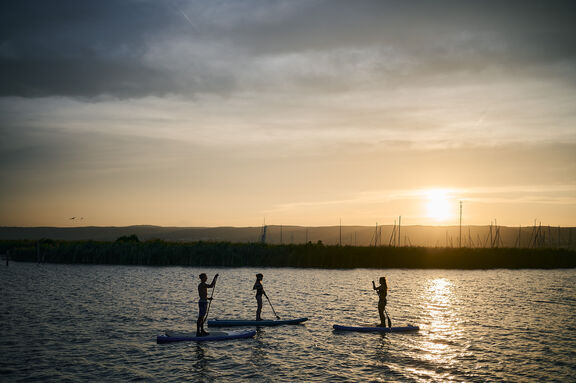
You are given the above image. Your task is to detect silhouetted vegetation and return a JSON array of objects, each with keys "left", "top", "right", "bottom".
[
  {"left": 1, "top": 239, "right": 575, "bottom": 269},
  {"left": 115, "top": 234, "right": 140, "bottom": 243}
]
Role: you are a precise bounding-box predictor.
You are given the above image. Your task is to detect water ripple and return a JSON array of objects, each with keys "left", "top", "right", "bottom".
[{"left": 1, "top": 264, "right": 575, "bottom": 382}]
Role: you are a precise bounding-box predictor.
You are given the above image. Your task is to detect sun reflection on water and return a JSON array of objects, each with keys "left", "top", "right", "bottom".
[
  {"left": 429, "top": 278, "right": 451, "bottom": 295},
  {"left": 425, "top": 278, "right": 454, "bottom": 348},
  {"left": 414, "top": 277, "right": 463, "bottom": 379}
]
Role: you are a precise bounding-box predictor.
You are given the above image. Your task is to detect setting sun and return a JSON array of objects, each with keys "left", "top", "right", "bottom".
[
  {"left": 426, "top": 190, "right": 453, "bottom": 222},
  {"left": 1, "top": 0, "right": 575, "bottom": 230}
]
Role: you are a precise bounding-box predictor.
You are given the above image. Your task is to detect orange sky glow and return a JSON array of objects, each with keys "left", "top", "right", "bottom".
[{"left": 1, "top": 1, "right": 575, "bottom": 228}]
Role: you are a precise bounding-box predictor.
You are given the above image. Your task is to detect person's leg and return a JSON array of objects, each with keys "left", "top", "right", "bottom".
[
  {"left": 256, "top": 295, "right": 263, "bottom": 320},
  {"left": 378, "top": 300, "right": 386, "bottom": 326},
  {"left": 197, "top": 301, "right": 208, "bottom": 336}
]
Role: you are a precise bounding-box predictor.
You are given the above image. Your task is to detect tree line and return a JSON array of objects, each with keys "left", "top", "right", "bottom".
[{"left": 1, "top": 238, "right": 575, "bottom": 269}]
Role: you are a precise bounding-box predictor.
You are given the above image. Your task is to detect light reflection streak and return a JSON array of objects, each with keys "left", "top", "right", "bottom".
[{"left": 416, "top": 277, "right": 461, "bottom": 379}]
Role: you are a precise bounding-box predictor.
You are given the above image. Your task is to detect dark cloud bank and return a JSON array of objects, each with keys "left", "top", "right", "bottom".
[{"left": 1, "top": 0, "right": 576, "bottom": 99}]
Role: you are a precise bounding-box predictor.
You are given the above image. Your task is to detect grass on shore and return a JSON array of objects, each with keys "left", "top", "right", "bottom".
[{"left": 2, "top": 239, "right": 575, "bottom": 269}]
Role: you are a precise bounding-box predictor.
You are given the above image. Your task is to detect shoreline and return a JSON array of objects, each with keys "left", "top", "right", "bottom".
[{"left": 2, "top": 239, "right": 575, "bottom": 269}]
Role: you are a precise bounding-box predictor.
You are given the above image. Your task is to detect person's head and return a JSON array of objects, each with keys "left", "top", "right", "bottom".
[
  {"left": 379, "top": 276, "right": 387, "bottom": 285},
  {"left": 199, "top": 273, "right": 207, "bottom": 282},
  {"left": 256, "top": 273, "right": 263, "bottom": 281}
]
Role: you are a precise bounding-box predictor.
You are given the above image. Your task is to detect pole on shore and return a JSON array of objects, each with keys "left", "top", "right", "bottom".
[
  {"left": 459, "top": 201, "right": 462, "bottom": 248},
  {"left": 398, "top": 216, "right": 402, "bottom": 247}
]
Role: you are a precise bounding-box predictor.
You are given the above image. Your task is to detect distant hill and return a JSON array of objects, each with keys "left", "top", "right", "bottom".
[{"left": 1, "top": 225, "right": 575, "bottom": 249}]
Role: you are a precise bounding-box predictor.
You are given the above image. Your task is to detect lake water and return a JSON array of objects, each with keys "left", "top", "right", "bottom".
[{"left": 1, "top": 262, "right": 575, "bottom": 382}]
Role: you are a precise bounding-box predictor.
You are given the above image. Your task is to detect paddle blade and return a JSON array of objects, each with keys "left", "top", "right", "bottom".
[{"left": 384, "top": 308, "right": 392, "bottom": 328}]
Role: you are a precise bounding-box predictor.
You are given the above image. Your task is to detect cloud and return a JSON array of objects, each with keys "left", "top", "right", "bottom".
[
  {"left": 2, "top": 0, "right": 576, "bottom": 98},
  {"left": 0, "top": 0, "right": 179, "bottom": 97},
  {"left": 269, "top": 184, "right": 576, "bottom": 214}
]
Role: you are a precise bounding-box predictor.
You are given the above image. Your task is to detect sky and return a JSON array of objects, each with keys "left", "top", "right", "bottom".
[{"left": 1, "top": 0, "right": 575, "bottom": 228}]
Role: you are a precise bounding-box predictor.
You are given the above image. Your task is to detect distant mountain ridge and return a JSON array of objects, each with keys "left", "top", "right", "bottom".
[{"left": 1, "top": 225, "right": 575, "bottom": 249}]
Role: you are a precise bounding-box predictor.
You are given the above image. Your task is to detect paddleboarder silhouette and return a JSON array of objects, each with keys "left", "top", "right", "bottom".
[
  {"left": 372, "top": 276, "right": 391, "bottom": 327},
  {"left": 253, "top": 273, "right": 266, "bottom": 320},
  {"left": 197, "top": 273, "right": 218, "bottom": 336}
]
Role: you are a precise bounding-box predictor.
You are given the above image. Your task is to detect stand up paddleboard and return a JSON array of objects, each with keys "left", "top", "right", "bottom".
[
  {"left": 157, "top": 330, "right": 256, "bottom": 343},
  {"left": 208, "top": 317, "right": 308, "bottom": 327},
  {"left": 333, "top": 324, "right": 419, "bottom": 333}
]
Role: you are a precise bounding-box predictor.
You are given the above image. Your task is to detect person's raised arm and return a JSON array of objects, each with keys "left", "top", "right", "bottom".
[
  {"left": 208, "top": 274, "right": 219, "bottom": 288},
  {"left": 372, "top": 280, "right": 377, "bottom": 290}
]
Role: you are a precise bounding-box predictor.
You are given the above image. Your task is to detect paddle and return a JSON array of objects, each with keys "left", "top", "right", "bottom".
[
  {"left": 203, "top": 274, "right": 218, "bottom": 324},
  {"left": 384, "top": 307, "right": 392, "bottom": 328},
  {"left": 265, "top": 294, "right": 281, "bottom": 320}
]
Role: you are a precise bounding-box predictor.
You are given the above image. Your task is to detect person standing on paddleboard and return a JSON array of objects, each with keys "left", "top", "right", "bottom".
[
  {"left": 372, "top": 277, "right": 389, "bottom": 327},
  {"left": 253, "top": 273, "right": 266, "bottom": 321},
  {"left": 197, "top": 273, "right": 218, "bottom": 336}
]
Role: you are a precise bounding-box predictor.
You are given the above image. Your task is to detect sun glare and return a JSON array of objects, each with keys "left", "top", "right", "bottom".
[{"left": 426, "top": 190, "right": 453, "bottom": 222}]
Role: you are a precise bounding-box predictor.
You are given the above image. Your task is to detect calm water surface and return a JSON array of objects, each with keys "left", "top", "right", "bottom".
[{"left": 1, "top": 262, "right": 575, "bottom": 382}]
